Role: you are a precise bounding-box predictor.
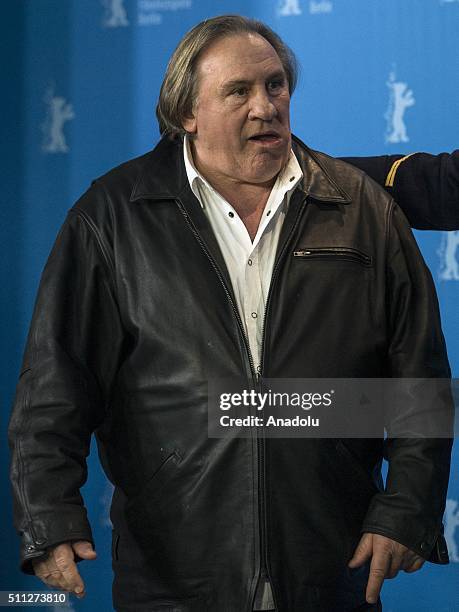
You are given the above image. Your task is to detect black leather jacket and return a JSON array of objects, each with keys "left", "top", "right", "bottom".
[{"left": 9, "top": 136, "right": 453, "bottom": 611}]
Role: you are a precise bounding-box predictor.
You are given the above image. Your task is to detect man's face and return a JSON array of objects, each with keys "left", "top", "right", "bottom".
[{"left": 182, "top": 33, "right": 292, "bottom": 188}]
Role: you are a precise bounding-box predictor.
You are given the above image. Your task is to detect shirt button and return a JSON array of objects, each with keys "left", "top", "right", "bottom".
[
  {"left": 248, "top": 259, "right": 253, "bottom": 266},
  {"left": 266, "top": 210, "right": 271, "bottom": 217},
  {"left": 251, "top": 312, "right": 258, "bottom": 319},
  {"left": 228, "top": 211, "right": 234, "bottom": 218}
]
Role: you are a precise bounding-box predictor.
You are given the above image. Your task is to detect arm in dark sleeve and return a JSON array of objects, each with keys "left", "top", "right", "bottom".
[
  {"left": 360, "top": 203, "right": 454, "bottom": 563},
  {"left": 341, "top": 151, "right": 459, "bottom": 230},
  {"left": 8, "top": 186, "right": 125, "bottom": 573}
]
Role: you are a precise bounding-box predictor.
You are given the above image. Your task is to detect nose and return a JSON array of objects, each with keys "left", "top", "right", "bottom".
[{"left": 248, "top": 88, "right": 277, "bottom": 121}]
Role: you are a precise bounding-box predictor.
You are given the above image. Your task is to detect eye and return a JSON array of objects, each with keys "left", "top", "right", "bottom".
[
  {"left": 267, "top": 79, "right": 285, "bottom": 94},
  {"left": 232, "top": 87, "right": 248, "bottom": 97}
]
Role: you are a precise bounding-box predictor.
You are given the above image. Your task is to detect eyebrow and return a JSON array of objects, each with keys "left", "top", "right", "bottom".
[{"left": 221, "top": 71, "right": 286, "bottom": 92}]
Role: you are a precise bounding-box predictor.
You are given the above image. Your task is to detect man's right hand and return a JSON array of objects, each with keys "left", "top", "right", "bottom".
[{"left": 32, "top": 540, "right": 97, "bottom": 598}]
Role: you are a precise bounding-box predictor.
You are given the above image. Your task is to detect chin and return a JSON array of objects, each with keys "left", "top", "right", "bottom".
[{"left": 249, "top": 159, "right": 286, "bottom": 183}]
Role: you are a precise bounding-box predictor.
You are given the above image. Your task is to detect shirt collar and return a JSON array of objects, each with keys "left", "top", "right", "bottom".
[{"left": 183, "top": 134, "right": 303, "bottom": 208}]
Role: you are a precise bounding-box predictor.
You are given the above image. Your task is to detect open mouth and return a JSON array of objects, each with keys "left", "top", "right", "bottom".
[{"left": 248, "top": 132, "right": 282, "bottom": 143}]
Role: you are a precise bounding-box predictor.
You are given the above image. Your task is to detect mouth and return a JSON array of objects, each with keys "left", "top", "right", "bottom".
[{"left": 248, "top": 131, "right": 283, "bottom": 146}]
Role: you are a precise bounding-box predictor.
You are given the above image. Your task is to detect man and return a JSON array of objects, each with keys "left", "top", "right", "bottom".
[{"left": 9, "top": 15, "right": 453, "bottom": 612}]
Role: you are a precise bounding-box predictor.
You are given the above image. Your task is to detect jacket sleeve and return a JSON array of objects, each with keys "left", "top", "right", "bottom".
[
  {"left": 341, "top": 151, "right": 459, "bottom": 230},
  {"left": 360, "top": 202, "right": 454, "bottom": 563},
  {"left": 8, "top": 192, "right": 125, "bottom": 574}
]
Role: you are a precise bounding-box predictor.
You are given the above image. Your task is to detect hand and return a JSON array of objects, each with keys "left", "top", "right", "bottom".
[
  {"left": 348, "top": 532, "right": 425, "bottom": 604},
  {"left": 32, "top": 540, "right": 97, "bottom": 598}
]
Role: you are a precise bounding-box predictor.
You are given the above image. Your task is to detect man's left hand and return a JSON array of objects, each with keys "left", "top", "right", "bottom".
[{"left": 348, "top": 532, "right": 425, "bottom": 604}]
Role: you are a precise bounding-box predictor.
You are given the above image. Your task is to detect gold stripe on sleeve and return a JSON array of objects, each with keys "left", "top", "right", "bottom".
[{"left": 385, "top": 153, "right": 416, "bottom": 187}]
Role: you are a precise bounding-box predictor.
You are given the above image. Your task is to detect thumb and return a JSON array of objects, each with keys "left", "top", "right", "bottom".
[
  {"left": 72, "top": 540, "right": 97, "bottom": 560},
  {"left": 348, "top": 533, "right": 373, "bottom": 568}
]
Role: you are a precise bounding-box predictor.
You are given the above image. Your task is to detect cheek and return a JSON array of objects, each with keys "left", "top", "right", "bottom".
[
  {"left": 280, "top": 103, "right": 291, "bottom": 121},
  {"left": 277, "top": 97, "right": 291, "bottom": 120}
]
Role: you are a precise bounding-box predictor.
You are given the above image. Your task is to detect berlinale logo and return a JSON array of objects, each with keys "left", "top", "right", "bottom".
[
  {"left": 438, "top": 232, "right": 459, "bottom": 281},
  {"left": 384, "top": 70, "right": 415, "bottom": 144},
  {"left": 101, "top": 0, "right": 129, "bottom": 28},
  {"left": 277, "top": 0, "right": 333, "bottom": 16},
  {"left": 278, "top": 0, "right": 302, "bottom": 15},
  {"left": 41, "top": 86, "right": 75, "bottom": 154}
]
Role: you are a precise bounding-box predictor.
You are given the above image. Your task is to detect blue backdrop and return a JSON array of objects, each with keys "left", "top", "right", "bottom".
[{"left": 1, "top": 1, "right": 458, "bottom": 610}]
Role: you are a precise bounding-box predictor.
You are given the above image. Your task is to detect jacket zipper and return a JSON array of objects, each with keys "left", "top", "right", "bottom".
[
  {"left": 175, "top": 202, "right": 257, "bottom": 380},
  {"left": 257, "top": 196, "right": 308, "bottom": 611},
  {"left": 293, "top": 246, "right": 372, "bottom": 266},
  {"left": 177, "top": 196, "right": 307, "bottom": 611},
  {"left": 17, "top": 371, "right": 41, "bottom": 551}
]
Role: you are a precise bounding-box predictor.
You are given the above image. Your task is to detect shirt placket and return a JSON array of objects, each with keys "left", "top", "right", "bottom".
[{"left": 244, "top": 247, "right": 264, "bottom": 376}]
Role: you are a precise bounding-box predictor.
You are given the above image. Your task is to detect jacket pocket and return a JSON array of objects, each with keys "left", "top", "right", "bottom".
[
  {"left": 293, "top": 247, "right": 373, "bottom": 267},
  {"left": 126, "top": 450, "right": 182, "bottom": 523},
  {"left": 141, "top": 450, "right": 182, "bottom": 499}
]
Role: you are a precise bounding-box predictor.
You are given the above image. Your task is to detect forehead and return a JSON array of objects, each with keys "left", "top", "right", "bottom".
[{"left": 196, "top": 33, "right": 285, "bottom": 84}]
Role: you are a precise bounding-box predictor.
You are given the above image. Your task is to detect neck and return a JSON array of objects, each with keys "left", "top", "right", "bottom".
[
  {"left": 203, "top": 172, "right": 275, "bottom": 242},
  {"left": 223, "top": 182, "right": 273, "bottom": 241},
  {"left": 189, "top": 142, "right": 277, "bottom": 240}
]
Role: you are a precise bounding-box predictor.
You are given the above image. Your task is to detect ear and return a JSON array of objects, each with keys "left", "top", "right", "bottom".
[{"left": 182, "top": 113, "right": 197, "bottom": 134}]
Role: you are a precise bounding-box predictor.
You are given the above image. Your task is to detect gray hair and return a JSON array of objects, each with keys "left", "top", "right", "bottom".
[{"left": 156, "top": 14, "right": 298, "bottom": 137}]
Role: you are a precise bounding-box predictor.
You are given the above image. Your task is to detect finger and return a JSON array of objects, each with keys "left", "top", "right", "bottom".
[
  {"left": 403, "top": 557, "right": 425, "bottom": 573},
  {"left": 40, "top": 574, "right": 64, "bottom": 591},
  {"left": 33, "top": 557, "right": 62, "bottom": 586},
  {"left": 51, "top": 544, "right": 85, "bottom": 596},
  {"left": 35, "top": 563, "right": 71, "bottom": 592},
  {"left": 72, "top": 540, "right": 97, "bottom": 560},
  {"left": 400, "top": 551, "right": 418, "bottom": 570},
  {"left": 40, "top": 569, "right": 70, "bottom": 592},
  {"left": 386, "top": 552, "right": 404, "bottom": 579},
  {"left": 32, "top": 556, "right": 50, "bottom": 578},
  {"left": 33, "top": 549, "right": 83, "bottom": 596},
  {"left": 366, "top": 550, "right": 391, "bottom": 604},
  {"left": 348, "top": 533, "right": 373, "bottom": 568}
]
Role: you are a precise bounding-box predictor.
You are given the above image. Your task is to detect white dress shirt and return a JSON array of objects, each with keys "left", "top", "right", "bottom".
[
  {"left": 183, "top": 135, "right": 303, "bottom": 611},
  {"left": 183, "top": 135, "right": 303, "bottom": 374}
]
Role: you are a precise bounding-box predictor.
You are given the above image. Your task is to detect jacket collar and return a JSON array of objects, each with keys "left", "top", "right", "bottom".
[
  {"left": 291, "top": 135, "right": 351, "bottom": 204},
  {"left": 129, "top": 133, "right": 351, "bottom": 205}
]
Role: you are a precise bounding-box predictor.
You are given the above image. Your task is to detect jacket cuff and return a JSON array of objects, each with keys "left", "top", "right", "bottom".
[
  {"left": 362, "top": 498, "right": 449, "bottom": 564},
  {"left": 19, "top": 508, "right": 94, "bottom": 575}
]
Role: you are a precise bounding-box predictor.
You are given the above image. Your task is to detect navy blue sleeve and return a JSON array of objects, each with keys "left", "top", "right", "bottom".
[{"left": 341, "top": 151, "right": 459, "bottom": 231}]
